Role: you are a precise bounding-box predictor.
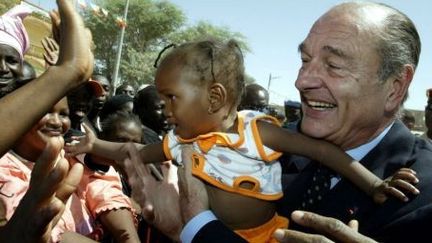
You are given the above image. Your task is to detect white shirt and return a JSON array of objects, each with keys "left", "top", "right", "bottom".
[{"left": 180, "top": 123, "right": 394, "bottom": 243}]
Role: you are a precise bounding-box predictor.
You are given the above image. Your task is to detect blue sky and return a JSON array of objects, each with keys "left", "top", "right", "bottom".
[{"left": 31, "top": 0, "right": 431, "bottom": 110}]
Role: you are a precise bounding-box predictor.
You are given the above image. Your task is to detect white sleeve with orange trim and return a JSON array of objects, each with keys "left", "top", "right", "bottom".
[
  {"left": 239, "top": 110, "right": 282, "bottom": 162},
  {"left": 162, "top": 130, "right": 183, "bottom": 164}
]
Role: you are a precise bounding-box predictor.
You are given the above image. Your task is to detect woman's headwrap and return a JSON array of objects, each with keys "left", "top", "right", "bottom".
[{"left": 0, "top": 5, "right": 32, "bottom": 62}]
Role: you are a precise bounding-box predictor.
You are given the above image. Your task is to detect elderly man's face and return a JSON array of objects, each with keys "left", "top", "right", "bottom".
[
  {"left": 0, "top": 44, "right": 22, "bottom": 97},
  {"left": 295, "top": 14, "right": 392, "bottom": 149}
]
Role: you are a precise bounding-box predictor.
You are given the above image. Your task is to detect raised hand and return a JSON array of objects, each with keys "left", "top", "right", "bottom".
[
  {"left": 372, "top": 168, "right": 419, "bottom": 204},
  {"left": 0, "top": 137, "right": 83, "bottom": 242},
  {"left": 50, "top": 0, "right": 94, "bottom": 85},
  {"left": 41, "top": 37, "right": 59, "bottom": 66}
]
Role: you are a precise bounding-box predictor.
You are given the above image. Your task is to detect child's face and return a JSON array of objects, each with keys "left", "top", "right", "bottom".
[
  {"left": 138, "top": 93, "right": 170, "bottom": 134},
  {"left": 20, "top": 97, "right": 71, "bottom": 153},
  {"left": 118, "top": 84, "right": 135, "bottom": 98},
  {"left": 155, "top": 63, "right": 216, "bottom": 139},
  {"left": 107, "top": 121, "right": 142, "bottom": 143},
  {"left": 67, "top": 86, "right": 93, "bottom": 125}
]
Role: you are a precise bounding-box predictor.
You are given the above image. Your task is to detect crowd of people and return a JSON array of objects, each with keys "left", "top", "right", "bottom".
[{"left": 0, "top": 1, "right": 431, "bottom": 243}]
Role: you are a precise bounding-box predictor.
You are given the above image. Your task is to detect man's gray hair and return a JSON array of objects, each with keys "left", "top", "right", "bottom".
[{"left": 374, "top": 3, "right": 421, "bottom": 84}]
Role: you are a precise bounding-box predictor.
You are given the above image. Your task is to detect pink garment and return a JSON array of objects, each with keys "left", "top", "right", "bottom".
[
  {"left": 0, "top": 150, "right": 132, "bottom": 242},
  {"left": 0, "top": 4, "right": 32, "bottom": 61}
]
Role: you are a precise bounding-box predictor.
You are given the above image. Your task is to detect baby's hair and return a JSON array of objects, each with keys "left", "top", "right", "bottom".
[{"left": 159, "top": 38, "right": 246, "bottom": 108}]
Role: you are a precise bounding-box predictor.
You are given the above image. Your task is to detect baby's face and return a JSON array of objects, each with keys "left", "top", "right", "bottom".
[{"left": 155, "top": 62, "right": 218, "bottom": 139}]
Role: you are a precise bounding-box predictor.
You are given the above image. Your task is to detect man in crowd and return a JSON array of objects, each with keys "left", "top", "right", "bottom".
[
  {"left": 238, "top": 83, "right": 269, "bottom": 111},
  {"left": 116, "top": 83, "right": 136, "bottom": 98},
  {"left": 421, "top": 88, "right": 432, "bottom": 141},
  {"left": 400, "top": 109, "right": 416, "bottom": 131},
  {"left": 284, "top": 100, "right": 301, "bottom": 124}
]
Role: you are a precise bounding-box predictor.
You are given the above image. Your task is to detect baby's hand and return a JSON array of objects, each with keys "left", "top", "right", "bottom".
[
  {"left": 372, "top": 168, "right": 419, "bottom": 204},
  {"left": 64, "top": 123, "right": 96, "bottom": 157}
]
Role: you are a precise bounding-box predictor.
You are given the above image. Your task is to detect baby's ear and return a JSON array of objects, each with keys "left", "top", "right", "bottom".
[{"left": 208, "top": 83, "right": 227, "bottom": 113}]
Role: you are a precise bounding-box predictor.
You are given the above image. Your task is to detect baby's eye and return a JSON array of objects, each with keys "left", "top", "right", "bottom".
[{"left": 168, "top": 94, "right": 176, "bottom": 101}]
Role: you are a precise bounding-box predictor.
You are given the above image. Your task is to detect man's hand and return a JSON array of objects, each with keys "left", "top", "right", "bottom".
[
  {"left": 177, "top": 145, "right": 209, "bottom": 223},
  {"left": 273, "top": 211, "right": 377, "bottom": 243},
  {"left": 0, "top": 137, "right": 83, "bottom": 242},
  {"left": 124, "top": 146, "right": 182, "bottom": 241}
]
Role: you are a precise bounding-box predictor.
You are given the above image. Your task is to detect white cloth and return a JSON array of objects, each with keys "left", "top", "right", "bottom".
[{"left": 164, "top": 110, "right": 283, "bottom": 200}]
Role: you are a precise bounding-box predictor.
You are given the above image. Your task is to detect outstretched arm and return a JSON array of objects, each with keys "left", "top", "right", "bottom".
[
  {"left": 0, "top": 0, "right": 93, "bottom": 156},
  {"left": 259, "top": 121, "right": 417, "bottom": 202},
  {"left": 65, "top": 124, "right": 166, "bottom": 168}
]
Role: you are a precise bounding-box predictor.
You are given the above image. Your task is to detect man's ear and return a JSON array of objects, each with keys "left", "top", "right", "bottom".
[
  {"left": 385, "top": 64, "right": 414, "bottom": 112},
  {"left": 208, "top": 83, "right": 227, "bottom": 113}
]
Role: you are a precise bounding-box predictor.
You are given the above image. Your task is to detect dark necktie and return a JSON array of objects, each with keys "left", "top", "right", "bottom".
[{"left": 300, "top": 165, "right": 335, "bottom": 210}]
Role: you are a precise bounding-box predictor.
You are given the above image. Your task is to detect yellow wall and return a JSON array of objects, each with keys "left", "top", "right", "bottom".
[{"left": 23, "top": 15, "right": 51, "bottom": 74}]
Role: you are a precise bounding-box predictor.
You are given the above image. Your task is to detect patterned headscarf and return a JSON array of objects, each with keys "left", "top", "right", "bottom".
[{"left": 0, "top": 5, "right": 32, "bottom": 62}]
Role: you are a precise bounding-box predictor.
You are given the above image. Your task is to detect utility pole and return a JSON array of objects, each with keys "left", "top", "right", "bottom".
[
  {"left": 267, "top": 73, "right": 280, "bottom": 100},
  {"left": 112, "top": 0, "right": 130, "bottom": 94}
]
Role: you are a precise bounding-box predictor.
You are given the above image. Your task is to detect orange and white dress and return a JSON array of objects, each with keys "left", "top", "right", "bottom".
[
  {"left": 163, "top": 110, "right": 283, "bottom": 201},
  {"left": 0, "top": 150, "right": 132, "bottom": 242},
  {"left": 164, "top": 110, "right": 288, "bottom": 242}
]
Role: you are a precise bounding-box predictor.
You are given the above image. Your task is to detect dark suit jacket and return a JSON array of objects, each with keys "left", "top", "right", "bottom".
[
  {"left": 278, "top": 121, "right": 432, "bottom": 242},
  {"left": 193, "top": 121, "right": 432, "bottom": 242}
]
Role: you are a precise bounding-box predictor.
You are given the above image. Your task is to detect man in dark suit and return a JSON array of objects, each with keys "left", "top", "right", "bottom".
[{"left": 125, "top": 2, "right": 432, "bottom": 242}]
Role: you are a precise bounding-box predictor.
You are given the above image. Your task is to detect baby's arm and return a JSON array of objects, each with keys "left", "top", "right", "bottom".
[
  {"left": 99, "top": 209, "right": 140, "bottom": 243},
  {"left": 65, "top": 124, "right": 166, "bottom": 167},
  {"left": 258, "top": 121, "right": 416, "bottom": 202}
]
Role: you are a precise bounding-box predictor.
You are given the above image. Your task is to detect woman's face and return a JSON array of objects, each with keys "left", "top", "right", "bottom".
[
  {"left": 0, "top": 44, "right": 22, "bottom": 97},
  {"left": 19, "top": 97, "right": 71, "bottom": 154}
]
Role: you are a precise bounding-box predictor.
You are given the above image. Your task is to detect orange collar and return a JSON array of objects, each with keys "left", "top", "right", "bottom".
[{"left": 176, "top": 115, "right": 245, "bottom": 153}]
